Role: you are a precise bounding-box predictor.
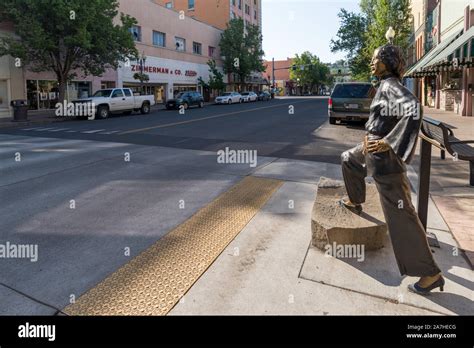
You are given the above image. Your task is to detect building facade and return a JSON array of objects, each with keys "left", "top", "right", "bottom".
[
  {"left": 405, "top": 0, "right": 473, "bottom": 116},
  {"left": 264, "top": 58, "right": 293, "bottom": 96},
  {"left": 0, "top": 0, "right": 226, "bottom": 118},
  {"left": 118, "top": 0, "right": 225, "bottom": 102},
  {"left": 154, "top": 0, "right": 262, "bottom": 30}
]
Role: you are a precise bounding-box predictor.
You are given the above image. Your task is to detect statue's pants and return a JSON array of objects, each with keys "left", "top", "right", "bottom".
[{"left": 341, "top": 143, "right": 441, "bottom": 277}]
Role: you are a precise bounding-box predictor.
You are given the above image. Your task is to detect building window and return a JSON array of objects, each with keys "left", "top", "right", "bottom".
[
  {"left": 232, "top": 0, "right": 236, "bottom": 6},
  {"left": 188, "top": 0, "right": 195, "bottom": 10},
  {"left": 230, "top": 12, "right": 235, "bottom": 19},
  {"left": 165, "top": 2, "right": 172, "bottom": 8},
  {"left": 238, "top": 0, "right": 242, "bottom": 10},
  {"left": 254, "top": 9, "right": 257, "bottom": 19},
  {"left": 175, "top": 37, "right": 185, "bottom": 51},
  {"left": 153, "top": 31, "right": 166, "bottom": 47},
  {"left": 193, "top": 42, "right": 202, "bottom": 55},
  {"left": 129, "top": 25, "right": 141, "bottom": 42},
  {"left": 245, "top": 4, "right": 250, "bottom": 15},
  {"left": 208, "top": 46, "right": 216, "bottom": 57}
]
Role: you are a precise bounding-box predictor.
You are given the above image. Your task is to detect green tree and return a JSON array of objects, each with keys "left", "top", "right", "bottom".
[
  {"left": 198, "top": 59, "right": 226, "bottom": 99},
  {"left": 330, "top": 8, "right": 371, "bottom": 80},
  {"left": 0, "top": 0, "right": 138, "bottom": 102},
  {"left": 290, "top": 52, "right": 330, "bottom": 93},
  {"left": 365, "top": 0, "right": 412, "bottom": 59},
  {"left": 331, "top": 0, "right": 412, "bottom": 81},
  {"left": 219, "top": 18, "right": 265, "bottom": 90}
]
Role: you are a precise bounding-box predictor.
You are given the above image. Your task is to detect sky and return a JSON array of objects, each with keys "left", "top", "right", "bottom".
[{"left": 262, "top": 0, "right": 361, "bottom": 63}]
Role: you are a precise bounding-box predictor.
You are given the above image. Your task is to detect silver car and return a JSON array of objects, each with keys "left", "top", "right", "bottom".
[{"left": 215, "top": 92, "right": 242, "bottom": 104}]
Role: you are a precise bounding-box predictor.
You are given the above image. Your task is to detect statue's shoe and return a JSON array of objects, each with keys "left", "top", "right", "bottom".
[
  {"left": 408, "top": 275, "right": 445, "bottom": 295},
  {"left": 339, "top": 198, "right": 362, "bottom": 215}
]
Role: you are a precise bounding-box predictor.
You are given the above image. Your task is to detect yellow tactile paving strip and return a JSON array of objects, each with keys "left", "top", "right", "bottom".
[{"left": 64, "top": 176, "right": 283, "bottom": 315}]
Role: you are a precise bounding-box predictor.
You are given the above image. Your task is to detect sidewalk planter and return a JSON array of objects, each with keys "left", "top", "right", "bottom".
[{"left": 11, "top": 100, "right": 28, "bottom": 122}]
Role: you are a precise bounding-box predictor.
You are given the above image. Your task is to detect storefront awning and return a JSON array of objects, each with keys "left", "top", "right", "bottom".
[
  {"left": 425, "top": 26, "right": 474, "bottom": 68},
  {"left": 404, "top": 30, "right": 463, "bottom": 77}
]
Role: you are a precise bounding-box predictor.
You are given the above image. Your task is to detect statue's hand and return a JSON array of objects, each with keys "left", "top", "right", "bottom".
[{"left": 366, "top": 139, "right": 391, "bottom": 154}]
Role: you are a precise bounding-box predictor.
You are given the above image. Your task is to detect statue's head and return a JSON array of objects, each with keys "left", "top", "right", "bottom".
[{"left": 370, "top": 44, "right": 405, "bottom": 79}]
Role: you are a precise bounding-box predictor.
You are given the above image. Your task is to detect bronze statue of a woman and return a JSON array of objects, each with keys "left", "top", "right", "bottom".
[{"left": 340, "top": 41, "right": 444, "bottom": 295}]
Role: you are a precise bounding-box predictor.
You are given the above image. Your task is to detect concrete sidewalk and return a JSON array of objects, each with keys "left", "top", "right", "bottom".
[{"left": 171, "top": 157, "right": 473, "bottom": 315}]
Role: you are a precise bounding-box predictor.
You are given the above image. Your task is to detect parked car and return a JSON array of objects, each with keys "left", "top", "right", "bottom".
[
  {"left": 73, "top": 88, "right": 155, "bottom": 120},
  {"left": 257, "top": 91, "right": 271, "bottom": 101},
  {"left": 240, "top": 91, "right": 258, "bottom": 102},
  {"left": 165, "top": 91, "right": 204, "bottom": 110},
  {"left": 215, "top": 92, "right": 242, "bottom": 104},
  {"left": 328, "top": 82, "right": 376, "bottom": 125}
]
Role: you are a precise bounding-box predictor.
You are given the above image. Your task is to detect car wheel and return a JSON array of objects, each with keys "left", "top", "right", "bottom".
[
  {"left": 183, "top": 102, "right": 189, "bottom": 110},
  {"left": 199, "top": 101, "right": 204, "bottom": 108},
  {"left": 228, "top": 99, "right": 232, "bottom": 105},
  {"left": 140, "top": 102, "right": 150, "bottom": 114},
  {"left": 329, "top": 117, "right": 337, "bottom": 125},
  {"left": 96, "top": 105, "right": 109, "bottom": 120}
]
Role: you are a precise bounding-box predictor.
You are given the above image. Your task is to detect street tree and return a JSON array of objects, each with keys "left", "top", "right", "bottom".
[
  {"left": 198, "top": 59, "right": 226, "bottom": 95},
  {"left": 290, "top": 52, "right": 331, "bottom": 94},
  {"left": 330, "top": 8, "right": 370, "bottom": 80},
  {"left": 331, "top": 0, "right": 412, "bottom": 81},
  {"left": 219, "top": 18, "right": 265, "bottom": 90},
  {"left": 0, "top": 0, "right": 138, "bottom": 102}
]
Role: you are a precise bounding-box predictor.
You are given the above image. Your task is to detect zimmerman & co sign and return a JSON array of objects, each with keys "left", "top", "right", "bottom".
[
  {"left": 120, "top": 55, "right": 225, "bottom": 86},
  {"left": 131, "top": 65, "right": 198, "bottom": 77}
]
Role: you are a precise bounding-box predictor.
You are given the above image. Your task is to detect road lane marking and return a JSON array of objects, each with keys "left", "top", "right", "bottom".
[
  {"left": 48, "top": 128, "right": 70, "bottom": 132},
  {"left": 33, "top": 127, "right": 57, "bottom": 131},
  {"left": 63, "top": 176, "right": 283, "bottom": 315},
  {"left": 119, "top": 100, "right": 312, "bottom": 135},
  {"left": 101, "top": 131, "right": 121, "bottom": 135},
  {"left": 81, "top": 129, "right": 106, "bottom": 134}
]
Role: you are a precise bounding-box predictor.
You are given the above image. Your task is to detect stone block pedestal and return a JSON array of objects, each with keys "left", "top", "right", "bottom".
[{"left": 311, "top": 177, "right": 387, "bottom": 251}]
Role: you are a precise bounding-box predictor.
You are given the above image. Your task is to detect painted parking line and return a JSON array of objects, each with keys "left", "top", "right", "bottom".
[
  {"left": 119, "top": 100, "right": 312, "bottom": 135},
  {"left": 63, "top": 176, "right": 283, "bottom": 315}
]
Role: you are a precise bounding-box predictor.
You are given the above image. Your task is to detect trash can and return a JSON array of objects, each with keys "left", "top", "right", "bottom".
[{"left": 11, "top": 100, "right": 28, "bottom": 122}]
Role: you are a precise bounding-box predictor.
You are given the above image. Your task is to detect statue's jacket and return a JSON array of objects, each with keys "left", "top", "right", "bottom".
[{"left": 365, "top": 76, "right": 423, "bottom": 176}]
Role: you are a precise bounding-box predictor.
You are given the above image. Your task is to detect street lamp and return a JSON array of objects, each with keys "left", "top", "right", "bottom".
[{"left": 386, "top": 27, "right": 396, "bottom": 44}]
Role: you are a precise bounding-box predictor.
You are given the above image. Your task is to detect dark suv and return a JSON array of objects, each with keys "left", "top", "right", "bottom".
[
  {"left": 328, "top": 82, "right": 376, "bottom": 124},
  {"left": 166, "top": 91, "right": 204, "bottom": 110}
]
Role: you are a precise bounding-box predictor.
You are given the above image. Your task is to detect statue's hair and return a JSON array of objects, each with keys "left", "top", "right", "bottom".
[{"left": 376, "top": 44, "right": 405, "bottom": 79}]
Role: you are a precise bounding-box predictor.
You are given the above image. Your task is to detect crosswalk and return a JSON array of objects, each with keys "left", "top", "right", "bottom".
[{"left": 19, "top": 126, "right": 123, "bottom": 135}]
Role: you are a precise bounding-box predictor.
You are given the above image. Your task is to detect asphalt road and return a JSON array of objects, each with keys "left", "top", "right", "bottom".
[
  {"left": 1, "top": 97, "right": 366, "bottom": 164},
  {"left": 0, "top": 97, "right": 367, "bottom": 314}
]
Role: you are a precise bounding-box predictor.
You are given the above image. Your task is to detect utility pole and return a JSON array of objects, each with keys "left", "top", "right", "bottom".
[{"left": 272, "top": 57, "right": 275, "bottom": 90}]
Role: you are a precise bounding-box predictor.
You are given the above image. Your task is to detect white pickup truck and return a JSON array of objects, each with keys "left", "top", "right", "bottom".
[{"left": 73, "top": 88, "right": 155, "bottom": 120}]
